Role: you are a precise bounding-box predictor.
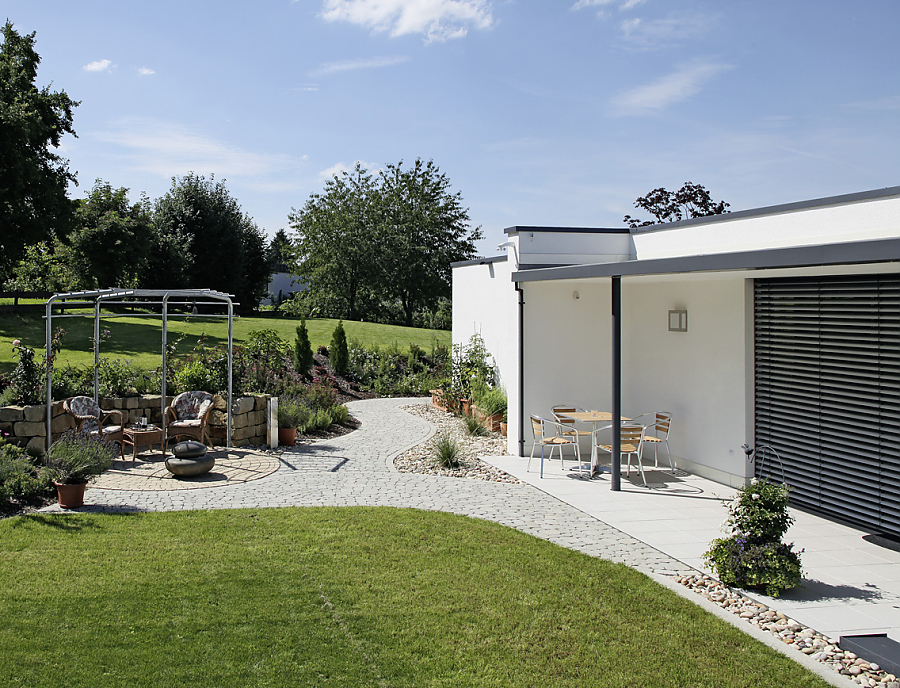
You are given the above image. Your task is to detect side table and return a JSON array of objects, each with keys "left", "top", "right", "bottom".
[{"left": 122, "top": 425, "right": 166, "bottom": 462}]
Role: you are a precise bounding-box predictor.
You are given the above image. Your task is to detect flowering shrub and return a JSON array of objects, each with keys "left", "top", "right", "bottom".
[
  {"left": 0, "top": 438, "right": 54, "bottom": 507},
  {"left": 47, "top": 431, "right": 117, "bottom": 484},
  {"left": 704, "top": 479, "right": 803, "bottom": 597}
]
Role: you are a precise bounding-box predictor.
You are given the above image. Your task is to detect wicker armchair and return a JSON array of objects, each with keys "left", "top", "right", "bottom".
[
  {"left": 165, "top": 391, "right": 214, "bottom": 447},
  {"left": 63, "top": 396, "right": 125, "bottom": 457}
]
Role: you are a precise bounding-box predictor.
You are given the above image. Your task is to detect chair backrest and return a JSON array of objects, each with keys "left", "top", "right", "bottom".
[
  {"left": 551, "top": 405, "right": 584, "bottom": 427},
  {"left": 620, "top": 424, "right": 644, "bottom": 445},
  {"left": 530, "top": 415, "right": 546, "bottom": 441},
  {"left": 66, "top": 396, "right": 101, "bottom": 418},
  {"left": 172, "top": 391, "right": 214, "bottom": 421},
  {"left": 649, "top": 412, "right": 672, "bottom": 439},
  {"left": 65, "top": 396, "right": 102, "bottom": 433}
]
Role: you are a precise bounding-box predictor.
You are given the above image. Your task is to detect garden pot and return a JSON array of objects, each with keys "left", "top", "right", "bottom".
[
  {"left": 430, "top": 389, "right": 447, "bottom": 412},
  {"left": 55, "top": 481, "right": 87, "bottom": 509},
  {"left": 499, "top": 422, "right": 508, "bottom": 437},
  {"left": 461, "top": 398, "right": 472, "bottom": 417},
  {"left": 278, "top": 427, "right": 297, "bottom": 446}
]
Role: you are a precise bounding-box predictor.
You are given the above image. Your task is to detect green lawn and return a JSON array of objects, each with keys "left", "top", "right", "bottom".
[
  {"left": 0, "top": 507, "right": 829, "bottom": 688},
  {"left": 0, "top": 313, "right": 449, "bottom": 373}
]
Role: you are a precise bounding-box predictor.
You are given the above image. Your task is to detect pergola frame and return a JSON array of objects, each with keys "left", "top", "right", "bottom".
[{"left": 44, "top": 288, "right": 235, "bottom": 450}]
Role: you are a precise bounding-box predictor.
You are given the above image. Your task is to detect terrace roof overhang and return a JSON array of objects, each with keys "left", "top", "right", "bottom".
[
  {"left": 44, "top": 288, "right": 237, "bottom": 450},
  {"left": 511, "top": 236, "right": 900, "bottom": 283}
]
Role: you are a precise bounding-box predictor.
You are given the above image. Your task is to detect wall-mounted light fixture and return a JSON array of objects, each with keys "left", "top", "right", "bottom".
[{"left": 668, "top": 309, "right": 688, "bottom": 332}]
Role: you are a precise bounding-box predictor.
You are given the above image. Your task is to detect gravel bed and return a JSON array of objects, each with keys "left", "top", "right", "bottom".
[
  {"left": 394, "top": 405, "right": 520, "bottom": 484},
  {"left": 675, "top": 573, "right": 897, "bottom": 687}
]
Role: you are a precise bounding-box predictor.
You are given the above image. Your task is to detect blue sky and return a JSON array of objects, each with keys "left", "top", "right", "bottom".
[{"left": 6, "top": 0, "right": 899, "bottom": 254}]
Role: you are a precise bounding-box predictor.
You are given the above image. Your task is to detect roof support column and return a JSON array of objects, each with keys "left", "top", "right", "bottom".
[{"left": 611, "top": 275, "right": 621, "bottom": 491}]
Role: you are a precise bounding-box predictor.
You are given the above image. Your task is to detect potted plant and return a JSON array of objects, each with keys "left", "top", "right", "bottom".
[
  {"left": 473, "top": 387, "right": 506, "bottom": 433},
  {"left": 46, "top": 431, "right": 117, "bottom": 509},
  {"left": 499, "top": 410, "right": 508, "bottom": 437},
  {"left": 277, "top": 396, "right": 304, "bottom": 446}
]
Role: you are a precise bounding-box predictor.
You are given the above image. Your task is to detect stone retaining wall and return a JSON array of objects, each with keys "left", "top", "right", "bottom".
[{"left": 0, "top": 394, "right": 270, "bottom": 451}]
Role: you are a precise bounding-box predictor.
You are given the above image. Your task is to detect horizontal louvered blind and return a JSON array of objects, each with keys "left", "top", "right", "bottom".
[{"left": 755, "top": 275, "right": 900, "bottom": 536}]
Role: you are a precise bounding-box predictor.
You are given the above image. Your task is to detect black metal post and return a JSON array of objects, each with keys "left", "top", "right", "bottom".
[{"left": 611, "top": 276, "right": 621, "bottom": 491}]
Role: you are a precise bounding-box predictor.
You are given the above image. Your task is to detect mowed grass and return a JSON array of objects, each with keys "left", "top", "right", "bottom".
[
  {"left": 0, "top": 313, "right": 449, "bottom": 373},
  {"left": 0, "top": 507, "right": 830, "bottom": 688}
]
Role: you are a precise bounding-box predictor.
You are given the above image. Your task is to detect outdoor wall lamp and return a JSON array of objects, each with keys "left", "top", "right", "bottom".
[{"left": 668, "top": 309, "right": 688, "bottom": 332}]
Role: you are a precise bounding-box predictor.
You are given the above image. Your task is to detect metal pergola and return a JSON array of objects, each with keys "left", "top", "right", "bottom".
[{"left": 44, "top": 288, "right": 236, "bottom": 450}]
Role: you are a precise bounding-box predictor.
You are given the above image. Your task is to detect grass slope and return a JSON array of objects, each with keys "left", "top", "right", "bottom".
[
  {"left": 0, "top": 313, "right": 449, "bottom": 373},
  {"left": 0, "top": 507, "right": 830, "bottom": 688}
]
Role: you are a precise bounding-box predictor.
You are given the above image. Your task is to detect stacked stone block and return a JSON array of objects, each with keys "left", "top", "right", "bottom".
[{"left": 1, "top": 393, "right": 270, "bottom": 450}]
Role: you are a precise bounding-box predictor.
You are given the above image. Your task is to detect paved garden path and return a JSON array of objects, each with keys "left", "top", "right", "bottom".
[{"left": 44, "top": 396, "right": 694, "bottom": 578}]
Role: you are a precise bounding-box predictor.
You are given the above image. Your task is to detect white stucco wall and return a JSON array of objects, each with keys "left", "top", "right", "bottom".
[
  {"left": 621, "top": 275, "right": 752, "bottom": 485},
  {"left": 512, "top": 230, "right": 635, "bottom": 265},
  {"left": 633, "top": 194, "right": 900, "bottom": 260},
  {"left": 520, "top": 279, "right": 613, "bottom": 460},
  {"left": 452, "top": 257, "right": 519, "bottom": 448}
]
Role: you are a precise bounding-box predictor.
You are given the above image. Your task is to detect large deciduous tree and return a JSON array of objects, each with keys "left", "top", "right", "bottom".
[
  {"left": 70, "top": 180, "right": 153, "bottom": 288},
  {"left": 377, "top": 159, "right": 481, "bottom": 326},
  {"left": 150, "top": 173, "right": 270, "bottom": 312},
  {"left": 288, "top": 158, "right": 481, "bottom": 325},
  {"left": 0, "top": 21, "right": 79, "bottom": 282},
  {"left": 289, "top": 163, "right": 382, "bottom": 322},
  {"left": 623, "top": 182, "right": 730, "bottom": 228}
]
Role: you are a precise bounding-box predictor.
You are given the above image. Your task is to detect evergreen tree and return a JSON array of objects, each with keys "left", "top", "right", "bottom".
[
  {"left": 293, "top": 320, "right": 313, "bottom": 376},
  {"left": 330, "top": 321, "right": 348, "bottom": 376}
]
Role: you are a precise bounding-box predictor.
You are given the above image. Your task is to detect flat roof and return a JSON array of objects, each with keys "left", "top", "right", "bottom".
[
  {"left": 504, "top": 226, "right": 630, "bottom": 235},
  {"left": 512, "top": 237, "right": 900, "bottom": 283}
]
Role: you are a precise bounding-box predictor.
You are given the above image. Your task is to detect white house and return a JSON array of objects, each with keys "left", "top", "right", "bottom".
[{"left": 452, "top": 185, "right": 900, "bottom": 538}]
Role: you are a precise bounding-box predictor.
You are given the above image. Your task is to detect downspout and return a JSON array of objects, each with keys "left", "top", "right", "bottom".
[{"left": 516, "top": 281, "right": 525, "bottom": 457}]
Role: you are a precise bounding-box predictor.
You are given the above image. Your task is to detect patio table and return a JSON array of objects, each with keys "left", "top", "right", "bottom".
[{"left": 557, "top": 411, "right": 631, "bottom": 476}]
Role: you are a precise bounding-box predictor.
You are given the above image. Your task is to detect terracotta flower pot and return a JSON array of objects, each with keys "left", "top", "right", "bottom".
[
  {"left": 278, "top": 427, "right": 297, "bottom": 446},
  {"left": 55, "top": 481, "right": 87, "bottom": 509},
  {"left": 499, "top": 422, "right": 508, "bottom": 437}
]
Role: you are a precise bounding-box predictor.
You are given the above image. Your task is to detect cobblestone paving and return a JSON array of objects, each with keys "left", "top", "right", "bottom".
[
  {"left": 43, "top": 397, "right": 695, "bottom": 577},
  {"left": 92, "top": 449, "right": 281, "bottom": 491}
]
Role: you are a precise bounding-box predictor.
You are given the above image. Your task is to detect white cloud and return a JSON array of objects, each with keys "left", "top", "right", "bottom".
[
  {"left": 311, "top": 55, "right": 409, "bottom": 77},
  {"left": 610, "top": 60, "right": 731, "bottom": 116},
  {"left": 571, "top": 0, "right": 615, "bottom": 9},
  {"left": 620, "top": 13, "right": 714, "bottom": 47},
  {"left": 92, "top": 117, "right": 301, "bottom": 179},
  {"left": 138, "top": 67, "right": 155, "bottom": 76},
  {"left": 83, "top": 59, "right": 113, "bottom": 72},
  {"left": 319, "top": 0, "right": 492, "bottom": 42},
  {"left": 571, "top": 0, "right": 640, "bottom": 13},
  {"left": 318, "top": 160, "right": 381, "bottom": 181}
]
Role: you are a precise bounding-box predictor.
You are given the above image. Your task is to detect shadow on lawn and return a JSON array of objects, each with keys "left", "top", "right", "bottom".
[{"left": 0, "top": 313, "right": 229, "bottom": 366}]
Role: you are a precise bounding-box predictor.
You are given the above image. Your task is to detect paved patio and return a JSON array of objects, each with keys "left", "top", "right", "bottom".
[{"left": 483, "top": 452, "right": 900, "bottom": 644}]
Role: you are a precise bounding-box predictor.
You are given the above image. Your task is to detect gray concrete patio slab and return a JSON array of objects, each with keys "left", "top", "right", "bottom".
[{"left": 483, "top": 451, "right": 900, "bottom": 644}]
